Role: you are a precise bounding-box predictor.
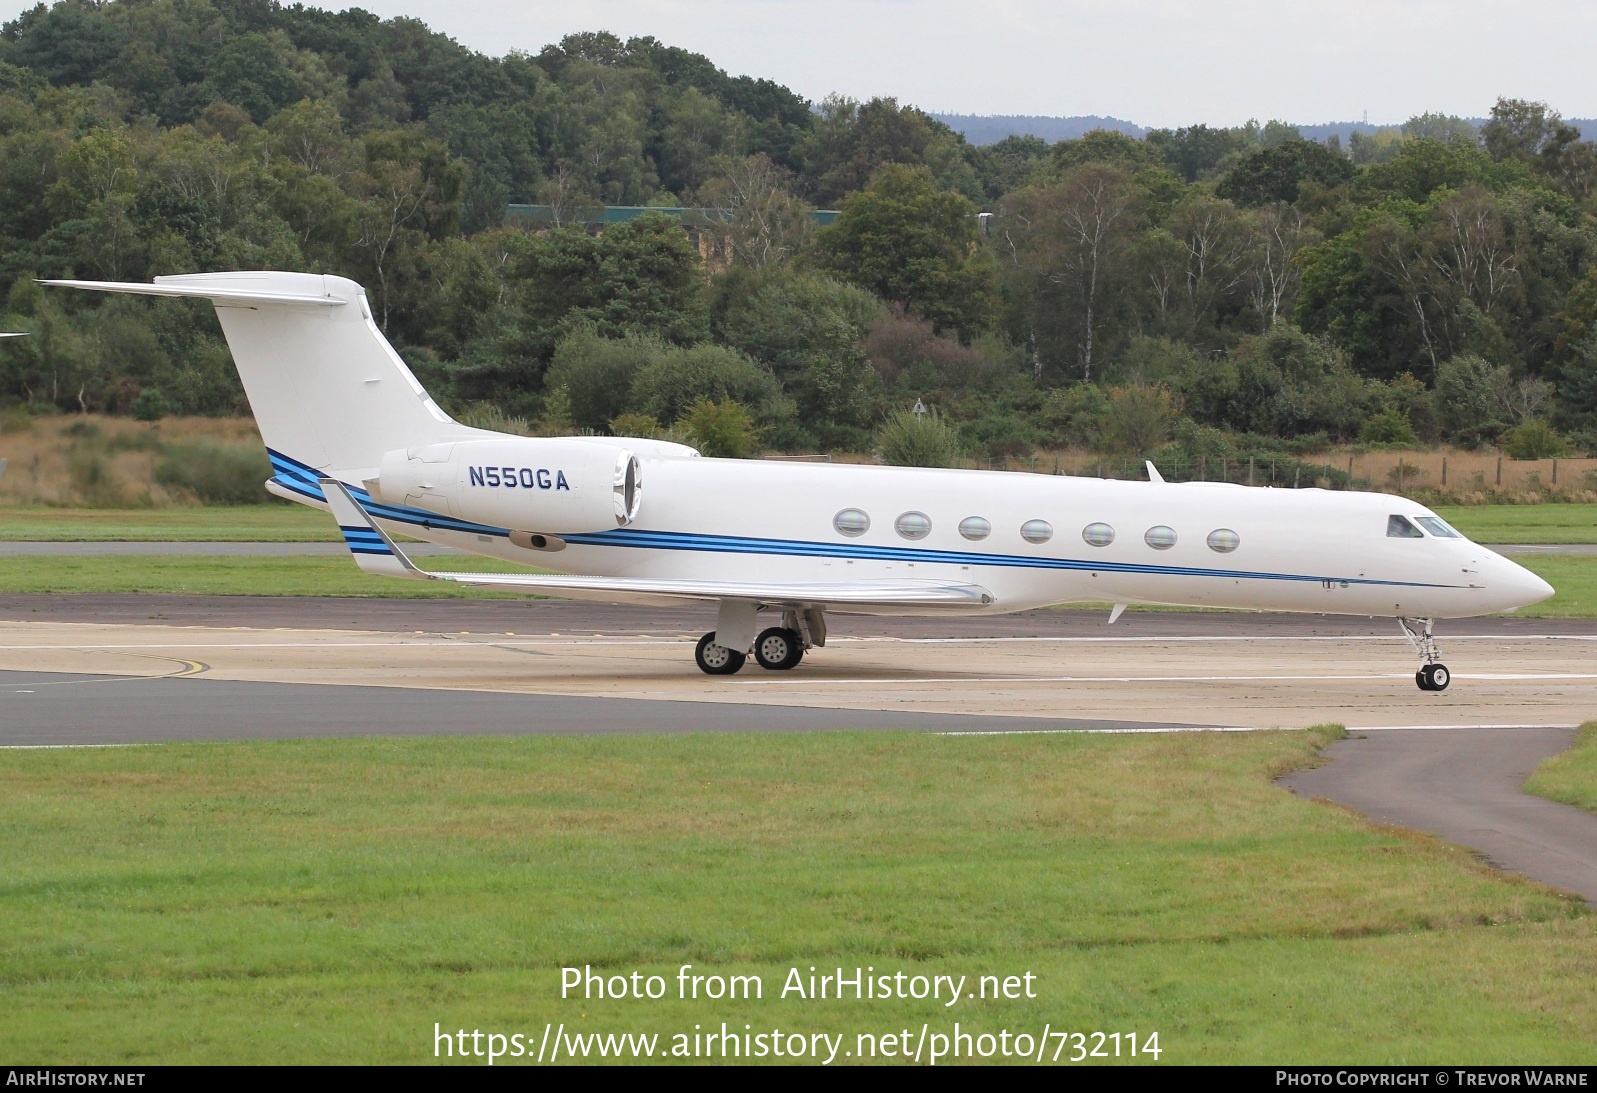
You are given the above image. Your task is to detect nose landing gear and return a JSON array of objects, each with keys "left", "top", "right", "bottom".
[
  {"left": 1398, "top": 617, "right": 1450, "bottom": 692},
  {"left": 1416, "top": 663, "right": 1450, "bottom": 691}
]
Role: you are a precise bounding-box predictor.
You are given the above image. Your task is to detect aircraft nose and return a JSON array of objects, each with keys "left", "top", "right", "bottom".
[{"left": 1491, "top": 555, "right": 1554, "bottom": 610}]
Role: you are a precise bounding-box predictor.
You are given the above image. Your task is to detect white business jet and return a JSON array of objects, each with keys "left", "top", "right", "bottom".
[{"left": 45, "top": 272, "right": 1553, "bottom": 691}]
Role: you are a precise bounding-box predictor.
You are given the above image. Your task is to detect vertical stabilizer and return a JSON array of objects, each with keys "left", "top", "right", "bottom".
[{"left": 43, "top": 271, "right": 462, "bottom": 476}]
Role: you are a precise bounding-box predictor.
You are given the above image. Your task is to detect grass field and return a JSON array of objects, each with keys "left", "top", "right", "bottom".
[
  {"left": 0, "top": 505, "right": 336, "bottom": 541},
  {"left": 0, "top": 728, "right": 1592, "bottom": 1065},
  {"left": 1433, "top": 503, "right": 1597, "bottom": 544},
  {"left": 0, "top": 554, "right": 547, "bottom": 597},
  {"left": 1501, "top": 554, "right": 1597, "bottom": 617},
  {"left": 1527, "top": 723, "right": 1597, "bottom": 814}
]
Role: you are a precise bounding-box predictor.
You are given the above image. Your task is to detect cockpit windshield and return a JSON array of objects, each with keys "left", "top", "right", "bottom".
[
  {"left": 1415, "top": 516, "right": 1462, "bottom": 539},
  {"left": 1387, "top": 514, "right": 1424, "bottom": 538}
]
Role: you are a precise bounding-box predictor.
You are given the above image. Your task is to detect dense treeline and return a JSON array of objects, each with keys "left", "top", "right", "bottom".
[{"left": 2, "top": 0, "right": 1597, "bottom": 466}]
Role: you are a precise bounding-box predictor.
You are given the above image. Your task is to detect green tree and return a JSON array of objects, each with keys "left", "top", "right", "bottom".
[
  {"left": 815, "top": 165, "right": 997, "bottom": 338},
  {"left": 1216, "top": 139, "right": 1354, "bottom": 207},
  {"left": 999, "top": 163, "right": 1142, "bottom": 381},
  {"left": 543, "top": 328, "right": 662, "bottom": 432},
  {"left": 719, "top": 272, "right": 881, "bottom": 432},
  {"left": 630, "top": 343, "right": 782, "bottom": 425}
]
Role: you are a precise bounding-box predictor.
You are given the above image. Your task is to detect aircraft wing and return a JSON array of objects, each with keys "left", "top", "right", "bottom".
[{"left": 320, "top": 479, "right": 995, "bottom": 611}]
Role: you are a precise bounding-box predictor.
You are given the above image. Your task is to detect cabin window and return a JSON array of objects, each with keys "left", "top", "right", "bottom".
[
  {"left": 1387, "top": 515, "right": 1424, "bottom": 539},
  {"left": 959, "top": 516, "right": 991, "bottom": 541},
  {"left": 834, "top": 508, "right": 870, "bottom": 537},
  {"left": 1415, "top": 516, "right": 1461, "bottom": 539},
  {"left": 1082, "top": 522, "right": 1115, "bottom": 547},
  {"left": 1207, "top": 528, "right": 1240, "bottom": 553},
  {"left": 895, "top": 511, "right": 932, "bottom": 540},
  {"left": 1021, "top": 519, "right": 1054, "bottom": 544},
  {"left": 1144, "top": 525, "right": 1177, "bottom": 550}
]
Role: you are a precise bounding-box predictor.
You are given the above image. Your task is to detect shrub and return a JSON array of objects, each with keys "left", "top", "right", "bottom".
[
  {"left": 1501, "top": 420, "right": 1571, "bottom": 460},
  {"left": 1103, "top": 385, "right": 1178, "bottom": 453},
  {"left": 631, "top": 344, "right": 782, "bottom": 425},
  {"left": 609, "top": 412, "right": 665, "bottom": 439},
  {"left": 1358, "top": 407, "right": 1419, "bottom": 447},
  {"left": 67, "top": 449, "right": 129, "bottom": 507},
  {"left": 155, "top": 442, "right": 272, "bottom": 504},
  {"left": 1386, "top": 460, "right": 1427, "bottom": 490},
  {"left": 677, "top": 399, "right": 757, "bottom": 458},
  {"left": 0, "top": 406, "right": 31, "bottom": 435},
  {"left": 875, "top": 406, "right": 964, "bottom": 468},
  {"left": 1039, "top": 384, "right": 1109, "bottom": 447},
  {"left": 455, "top": 402, "right": 531, "bottom": 435}
]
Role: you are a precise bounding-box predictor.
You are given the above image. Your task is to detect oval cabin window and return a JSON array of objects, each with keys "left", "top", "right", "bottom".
[
  {"left": 1082, "top": 522, "right": 1115, "bottom": 547},
  {"left": 1144, "top": 525, "right": 1177, "bottom": 550},
  {"left": 1020, "top": 519, "right": 1054, "bottom": 544},
  {"left": 895, "top": 511, "right": 932, "bottom": 540},
  {"left": 833, "top": 508, "right": 870, "bottom": 537},
  {"left": 959, "top": 516, "right": 991, "bottom": 541},
  {"left": 1207, "top": 528, "right": 1240, "bottom": 553}
]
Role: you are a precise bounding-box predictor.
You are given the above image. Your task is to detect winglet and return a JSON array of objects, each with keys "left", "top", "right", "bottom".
[
  {"left": 1145, "top": 460, "right": 1164, "bottom": 484},
  {"left": 1108, "top": 603, "right": 1128, "bottom": 625},
  {"left": 319, "top": 478, "right": 433, "bottom": 581}
]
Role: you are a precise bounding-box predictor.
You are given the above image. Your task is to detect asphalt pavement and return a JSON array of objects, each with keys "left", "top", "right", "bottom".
[{"left": 1280, "top": 726, "right": 1597, "bottom": 903}]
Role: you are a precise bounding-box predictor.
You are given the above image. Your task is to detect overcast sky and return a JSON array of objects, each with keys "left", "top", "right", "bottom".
[{"left": 3, "top": 0, "right": 1595, "bottom": 127}]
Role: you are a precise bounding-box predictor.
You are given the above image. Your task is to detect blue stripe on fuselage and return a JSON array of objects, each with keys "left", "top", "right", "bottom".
[{"left": 268, "top": 448, "right": 1456, "bottom": 591}]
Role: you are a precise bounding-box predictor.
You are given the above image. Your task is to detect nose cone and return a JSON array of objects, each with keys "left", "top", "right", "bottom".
[{"left": 1488, "top": 554, "right": 1555, "bottom": 612}]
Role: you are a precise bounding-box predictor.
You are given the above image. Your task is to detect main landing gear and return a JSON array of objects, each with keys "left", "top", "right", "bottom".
[
  {"left": 694, "top": 607, "right": 823, "bottom": 675},
  {"left": 1398, "top": 617, "right": 1450, "bottom": 692}
]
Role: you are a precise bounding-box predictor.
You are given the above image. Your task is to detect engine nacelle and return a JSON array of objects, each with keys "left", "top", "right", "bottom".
[{"left": 370, "top": 438, "right": 641, "bottom": 532}]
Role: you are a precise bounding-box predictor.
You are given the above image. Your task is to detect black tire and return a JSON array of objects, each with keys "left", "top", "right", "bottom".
[
  {"left": 753, "top": 627, "right": 804, "bottom": 671},
  {"left": 1417, "top": 663, "right": 1451, "bottom": 691},
  {"left": 695, "top": 632, "right": 746, "bottom": 675}
]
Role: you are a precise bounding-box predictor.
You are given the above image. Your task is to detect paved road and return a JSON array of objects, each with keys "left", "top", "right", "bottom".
[
  {"left": 4, "top": 596, "right": 1594, "bottom": 902},
  {"left": 0, "top": 668, "right": 1182, "bottom": 745},
  {"left": 6, "top": 593, "right": 1597, "bottom": 639},
  {"left": 1280, "top": 727, "right": 1597, "bottom": 903},
  {"left": 1489, "top": 543, "right": 1597, "bottom": 555}
]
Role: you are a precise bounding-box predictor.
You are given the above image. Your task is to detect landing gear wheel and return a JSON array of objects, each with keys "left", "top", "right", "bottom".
[
  {"left": 753, "top": 627, "right": 804, "bottom": 671},
  {"left": 695, "top": 632, "right": 746, "bottom": 675},
  {"left": 1416, "top": 663, "right": 1451, "bottom": 692}
]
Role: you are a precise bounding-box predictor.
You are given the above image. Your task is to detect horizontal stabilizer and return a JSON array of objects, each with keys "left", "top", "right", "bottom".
[
  {"left": 322, "top": 479, "right": 423, "bottom": 580},
  {"left": 40, "top": 276, "right": 345, "bottom": 308},
  {"left": 320, "top": 479, "right": 995, "bottom": 610}
]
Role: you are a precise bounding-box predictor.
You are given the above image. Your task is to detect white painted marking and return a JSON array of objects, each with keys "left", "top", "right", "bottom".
[
  {"left": 936, "top": 725, "right": 1269, "bottom": 736},
  {"left": 1345, "top": 723, "right": 1582, "bottom": 731},
  {"left": 0, "top": 633, "right": 1592, "bottom": 653},
  {"left": 0, "top": 743, "right": 137, "bottom": 750},
  {"left": 855, "top": 631, "right": 1582, "bottom": 644},
  {"left": 939, "top": 722, "right": 1586, "bottom": 736},
  {"left": 736, "top": 673, "right": 1597, "bottom": 686}
]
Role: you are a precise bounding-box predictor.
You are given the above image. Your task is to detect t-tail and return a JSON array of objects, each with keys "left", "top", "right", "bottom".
[{"left": 41, "top": 272, "right": 465, "bottom": 484}]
